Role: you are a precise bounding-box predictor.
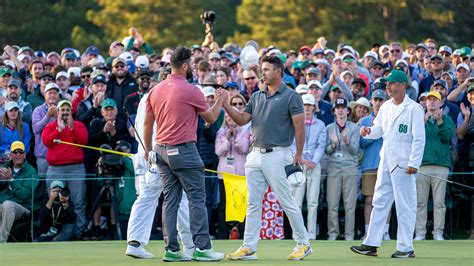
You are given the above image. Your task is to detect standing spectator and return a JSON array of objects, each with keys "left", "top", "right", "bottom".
[
  {"left": 291, "top": 94, "right": 326, "bottom": 240},
  {"left": 419, "top": 54, "right": 444, "bottom": 95},
  {"left": 42, "top": 100, "right": 89, "bottom": 233},
  {"left": 0, "top": 141, "right": 40, "bottom": 243},
  {"left": 241, "top": 69, "right": 259, "bottom": 101},
  {"left": 0, "top": 102, "right": 31, "bottom": 154},
  {"left": 307, "top": 80, "right": 333, "bottom": 125},
  {"left": 215, "top": 111, "right": 251, "bottom": 239},
  {"left": 359, "top": 90, "right": 390, "bottom": 240},
  {"left": 31, "top": 83, "right": 61, "bottom": 176},
  {"left": 348, "top": 97, "right": 371, "bottom": 123},
  {"left": 1, "top": 79, "right": 33, "bottom": 123},
  {"left": 106, "top": 58, "right": 138, "bottom": 121},
  {"left": 325, "top": 98, "right": 360, "bottom": 241},
  {"left": 415, "top": 91, "right": 455, "bottom": 241},
  {"left": 55, "top": 71, "right": 72, "bottom": 101},
  {"left": 430, "top": 80, "right": 460, "bottom": 127},
  {"left": 76, "top": 74, "right": 107, "bottom": 127},
  {"left": 455, "top": 85, "right": 474, "bottom": 240},
  {"left": 26, "top": 72, "right": 54, "bottom": 110}
]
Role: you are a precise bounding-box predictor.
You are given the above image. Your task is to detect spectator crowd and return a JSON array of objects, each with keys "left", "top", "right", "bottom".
[{"left": 0, "top": 28, "right": 473, "bottom": 243}]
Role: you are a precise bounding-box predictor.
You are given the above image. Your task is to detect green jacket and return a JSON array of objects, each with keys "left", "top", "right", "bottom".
[
  {"left": 421, "top": 115, "right": 455, "bottom": 168},
  {"left": 0, "top": 161, "right": 43, "bottom": 211}
]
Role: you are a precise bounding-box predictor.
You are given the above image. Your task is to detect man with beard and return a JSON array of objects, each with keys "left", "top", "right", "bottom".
[
  {"left": 106, "top": 58, "right": 138, "bottom": 122},
  {"left": 124, "top": 69, "right": 151, "bottom": 121},
  {"left": 0, "top": 79, "right": 32, "bottom": 123},
  {"left": 143, "top": 46, "right": 224, "bottom": 261}
]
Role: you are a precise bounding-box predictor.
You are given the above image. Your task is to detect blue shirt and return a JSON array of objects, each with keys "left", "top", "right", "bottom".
[{"left": 359, "top": 112, "right": 383, "bottom": 172}]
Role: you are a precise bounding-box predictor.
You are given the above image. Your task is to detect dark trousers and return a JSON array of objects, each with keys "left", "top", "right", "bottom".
[{"left": 155, "top": 143, "right": 211, "bottom": 251}]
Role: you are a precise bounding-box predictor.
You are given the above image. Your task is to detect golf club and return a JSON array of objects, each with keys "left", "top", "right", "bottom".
[
  {"left": 123, "top": 106, "right": 147, "bottom": 152},
  {"left": 392, "top": 164, "right": 474, "bottom": 190}
]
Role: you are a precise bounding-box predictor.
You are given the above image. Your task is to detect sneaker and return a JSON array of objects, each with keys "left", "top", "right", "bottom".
[
  {"left": 227, "top": 246, "right": 258, "bottom": 260},
  {"left": 391, "top": 250, "right": 415, "bottom": 258},
  {"left": 287, "top": 244, "right": 312, "bottom": 261},
  {"left": 382, "top": 232, "right": 391, "bottom": 240},
  {"left": 433, "top": 233, "right": 444, "bottom": 241},
  {"left": 350, "top": 244, "right": 378, "bottom": 257},
  {"left": 126, "top": 245, "right": 154, "bottom": 259},
  {"left": 327, "top": 235, "right": 337, "bottom": 241},
  {"left": 192, "top": 248, "right": 224, "bottom": 261},
  {"left": 414, "top": 235, "right": 425, "bottom": 241},
  {"left": 163, "top": 250, "right": 192, "bottom": 262}
]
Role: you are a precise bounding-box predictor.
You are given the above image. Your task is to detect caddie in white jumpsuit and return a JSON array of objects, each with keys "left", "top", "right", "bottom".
[
  {"left": 351, "top": 70, "right": 425, "bottom": 258},
  {"left": 125, "top": 90, "right": 194, "bottom": 259}
]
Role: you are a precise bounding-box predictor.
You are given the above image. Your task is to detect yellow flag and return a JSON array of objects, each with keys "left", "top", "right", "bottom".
[{"left": 222, "top": 172, "right": 247, "bottom": 222}]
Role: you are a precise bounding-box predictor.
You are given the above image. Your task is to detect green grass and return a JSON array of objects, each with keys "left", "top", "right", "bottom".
[{"left": 0, "top": 240, "right": 473, "bottom": 265}]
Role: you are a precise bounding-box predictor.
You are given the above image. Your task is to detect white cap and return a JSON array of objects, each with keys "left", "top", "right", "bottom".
[
  {"left": 342, "top": 53, "right": 355, "bottom": 60},
  {"left": 301, "top": 94, "right": 316, "bottom": 105},
  {"left": 202, "top": 86, "right": 216, "bottom": 97},
  {"left": 44, "top": 83, "right": 60, "bottom": 93},
  {"left": 288, "top": 171, "right": 304, "bottom": 188},
  {"left": 395, "top": 59, "right": 409, "bottom": 67},
  {"left": 340, "top": 70, "right": 354, "bottom": 79},
  {"left": 324, "top": 49, "right": 336, "bottom": 55},
  {"left": 67, "top": 67, "right": 81, "bottom": 77},
  {"left": 307, "top": 80, "right": 322, "bottom": 89},
  {"left": 135, "top": 55, "right": 149, "bottom": 68},
  {"left": 402, "top": 52, "right": 411, "bottom": 60},
  {"left": 119, "top": 52, "right": 134, "bottom": 62},
  {"left": 363, "top": 51, "right": 378, "bottom": 60},
  {"left": 3, "top": 60, "right": 15, "bottom": 69},
  {"left": 17, "top": 54, "right": 30, "bottom": 62},
  {"left": 295, "top": 84, "right": 308, "bottom": 94},
  {"left": 456, "top": 63, "right": 470, "bottom": 72},
  {"left": 380, "top": 44, "right": 389, "bottom": 51},
  {"left": 56, "top": 71, "right": 68, "bottom": 80}
]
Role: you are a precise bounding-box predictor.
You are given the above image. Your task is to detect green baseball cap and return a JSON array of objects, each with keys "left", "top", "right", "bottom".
[
  {"left": 292, "top": 61, "right": 303, "bottom": 69},
  {"left": 300, "top": 59, "right": 312, "bottom": 69},
  {"left": 467, "top": 85, "right": 474, "bottom": 94},
  {"left": 0, "top": 68, "right": 13, "bottom": 77},
  {"left": 101, "top": 98, "right": 117, "bottom": 110},
  {"left": 381, "top": 70, "right": 408, "bottom": 85},
  {"left": 459, "top": 46, "right": 472, "bottom": 57}
]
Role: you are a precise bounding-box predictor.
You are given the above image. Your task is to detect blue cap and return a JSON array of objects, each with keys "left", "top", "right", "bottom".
[
  {"left": 64, "top": 52, "right": 76, "bottom": 60},
  {"left": 85, "top": 45, "right": 99, "bottom": 56}
]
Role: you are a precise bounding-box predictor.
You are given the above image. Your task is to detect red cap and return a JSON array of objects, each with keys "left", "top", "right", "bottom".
[{"left": 299, "top": 46, "right": 312, "bottom": 53}]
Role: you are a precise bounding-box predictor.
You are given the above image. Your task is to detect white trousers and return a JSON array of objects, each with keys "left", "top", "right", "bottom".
[
  {"left": 291, "top": 164, "right": 321, "bottom": 239},
  {"left": 243, "top": 147, "right": 309, "bottom": 251},
  {"left": 127, "top": 167, "right": 193, "bottom": 249},
  {"left": 363, "top": 163, "right": 417, "bottom": 252}
]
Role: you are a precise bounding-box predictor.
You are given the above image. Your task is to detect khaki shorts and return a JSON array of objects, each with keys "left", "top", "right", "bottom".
[{"left": 362, "top": 170, "right": 378, "bottom": 196}]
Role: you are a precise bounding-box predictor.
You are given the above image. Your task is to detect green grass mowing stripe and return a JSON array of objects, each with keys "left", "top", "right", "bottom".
[{"left": 0, "top": 240, "right": 473, "bottom": 265}]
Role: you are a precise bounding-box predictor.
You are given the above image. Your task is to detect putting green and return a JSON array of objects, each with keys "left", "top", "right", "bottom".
[{"left": 0, "top": 240, "right": 472, "bottom": 265}]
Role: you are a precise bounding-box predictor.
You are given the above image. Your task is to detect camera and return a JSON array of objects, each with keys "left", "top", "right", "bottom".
[
  {"left": 200, "top": 10, "right": 216, "bottom": 33},
  {"left": 97, "top": 143, "right": 126, "bottom": 181}
]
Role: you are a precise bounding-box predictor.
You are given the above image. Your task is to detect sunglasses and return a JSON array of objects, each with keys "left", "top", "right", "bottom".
[
  {"left": 231, "top": 102, "right": 244, "bottom": 106},
  {"left": 343, "top": 58, "right": 355, "bottom": 63},
  {"left": 12, "top": 150, "right": 24, "bottom": 155},
  {"left": 214, "top": 85, "right": 224, "bottom": 89},
  {"left": 301, "top": 52, "right": 310, "bottom": 56},
  {"left": 244, "top": 76, "right": 256, "bottom": 81},
  {"left": 428, "top": 46, "right": 436, "bottom": 50},
  {"left": 81, "top": 74, "right": 91, "bottom": 79},
  {"left": 390, "top": 49, "right": 401, "bottom": 53},
  {"left": 114, "top": 64, "right": 126, "bottom": 69}
]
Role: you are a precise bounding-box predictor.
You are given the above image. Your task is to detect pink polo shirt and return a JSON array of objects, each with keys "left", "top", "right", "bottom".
[{"left": 146, "top": 74, "right": 208, "bottom": 145}]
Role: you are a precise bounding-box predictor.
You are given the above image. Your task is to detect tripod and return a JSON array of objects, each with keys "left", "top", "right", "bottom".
[{"left": 83, "top": 179, "right": 122, "bottom": 240}]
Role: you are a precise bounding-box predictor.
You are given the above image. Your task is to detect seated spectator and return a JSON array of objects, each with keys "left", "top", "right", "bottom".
[
  {"left": 291, "top": 94, "right": 327, "bottom": 240},
  {"left": 0, "top": 102, "right": 31, "bottom": 155},
  {"left": 0, "top": 141, "right": 40, "bottom": 243},
  {"left": 36, "top": 180, "right": 76, "bottom": 242},
  {"left": 325, "top": 98, "right": 360, "bottom": 241},
  {"left": 42, "top": 100, "right": 89, "bottom": 234}
]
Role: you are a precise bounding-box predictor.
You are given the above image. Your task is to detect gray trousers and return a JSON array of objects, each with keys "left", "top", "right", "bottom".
[
  {"left": 36, "top": 157, "right": 48, "bottom": 178},
  {"left": 0, "top": 200, "right": 30, "bottom": 242},
  {"left": 154, "top": 142, "right": 211, "bottom": 252},
  {"left": 46, "top": 163, "right": 86, "bottom": 230}
]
